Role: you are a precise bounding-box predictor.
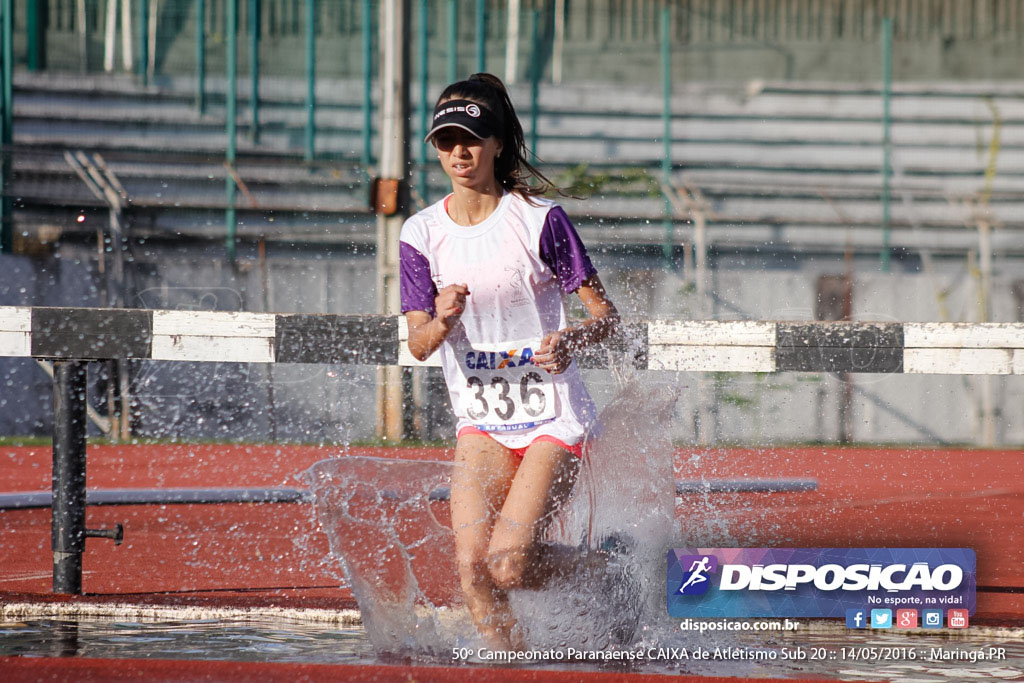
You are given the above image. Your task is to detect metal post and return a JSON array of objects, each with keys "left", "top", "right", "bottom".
[
  {"left": 880, "top": 16, "right": 892, "bottom": 271},
  {"left": 475, "top": 0, "right": 485, "bottom": 72},
  {"left": 446, "top": 0, "right": 458, "bottom": 83},
  {"left": 138, "top": 0, "right": 149, "bottom": 86},
  {"left": 0, "top": 0, "right": 12, "bottom": 253},
  {"left": 250, "top": 0, "right": 261, "bottom": 144},
  {"left": 978, "top": 219, "right": 993, "bottom": 324},
  {"left": 120, "top": 0, "right": 132, "bottom": 70},
  {"left": 978, "top": 218, "right": 995, "bottom": 446},
  {"left": 376, "top": 0, "right": 411, "bottom": 441},
  {"left": 146, "top": 0, "right": 157, "bottom": 81},
  {"left": 505, "top": 0, "right": 519, "bottom": 83},
  {"left": 52, "top": 361, "right": 88, "bottom": 595},
  {"left": 693, "top": 201, "right": 707, "bottom": 317},
  {"left": 661, "top": 4, "right": 673, "bottom": 268},
  {"left": 842, "top": 239, "right": 855, "bottom": 444},
  {"left": 552, "top": 0, "right": 564, "bottom": 83},
  {"left": 692, "top": 198, "right": 711, "bottom": 445},
  {"left": 3, "top": 0, "right": 12, "bottom": 137},
  {"left": 104, "top": 0, "right": 117, "bottom": 71},
  {"left": 528, "top": 9, "right": 539, "bottom": 158},
  {"left": 27, "top": 0, "right": 42, "bottom": 71},
  {"left": 362, "top": 0, "right": 373, "bottom": 168},
  {"left": 226, "top": 0, "right": 238, "bottom": 261},
  {"left": 196, "top": 0, "right": 207, "bottom": 113},
  {"left": 417, "top": 0, "right": 429, "bottom": 204},
  {"left": 305, "top": 0, "right": 315, "bottom": 161},
  {"left": 258, "top": 238, "right": 277, "bottom": 441}
]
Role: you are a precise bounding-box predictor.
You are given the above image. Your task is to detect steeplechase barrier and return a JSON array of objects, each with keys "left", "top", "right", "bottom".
[
  {"left": 2, "top": 307, "right": 1023, "bottom": 374},
  {"left": 1, "top": 305, "right": 1022, "bottom": 594}
]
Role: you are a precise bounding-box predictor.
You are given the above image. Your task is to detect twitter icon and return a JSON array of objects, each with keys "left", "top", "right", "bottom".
[{"left": 870, "top": 609, "right": 893, "bottom": 628}]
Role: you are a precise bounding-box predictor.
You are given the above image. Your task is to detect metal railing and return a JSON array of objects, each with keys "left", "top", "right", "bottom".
[{"left": 31, "top": 1, "right": 1024, "bottom": 55}]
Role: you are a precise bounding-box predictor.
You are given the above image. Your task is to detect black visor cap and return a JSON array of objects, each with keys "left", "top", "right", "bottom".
[{"left": 424, "top": 99, "right": 502, "bottom": 143}]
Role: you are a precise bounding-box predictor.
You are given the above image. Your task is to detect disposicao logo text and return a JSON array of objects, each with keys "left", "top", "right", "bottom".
[{"left": 666, "top": 548, "right": 976, "bottom": 619}]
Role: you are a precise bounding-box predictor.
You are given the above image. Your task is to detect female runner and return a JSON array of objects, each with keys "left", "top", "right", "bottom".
[{"left": 400, "top": 73, "right": 619, "bottom": 650}]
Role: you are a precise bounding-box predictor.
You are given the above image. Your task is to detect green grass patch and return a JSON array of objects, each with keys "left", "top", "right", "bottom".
[{"left": 0, "top": 435, "right": 53, "bottom": 446}]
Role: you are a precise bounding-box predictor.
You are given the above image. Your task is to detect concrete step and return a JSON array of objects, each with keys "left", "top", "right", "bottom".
[
  {"left": 16, "top": 119, "right": 1024, "bottom": 176},
  {"left": 12, "top": 152, "right": 368, "bottom": 185},
  {"left": 572, "top": 194, "right": 1024, "bottom": 229},
  {"left": 9, "top": 71, "right": 1024, "bottom": 251},
  {"left": 14, "top": 120, "right": 365, "bottom": 158},
  {"left": 538, "top": 139, "right": 1024, "bottom": 174},
  {"left": 17, "top": 80, "right": 1024, "bottom": 148},
  {"left": 676, "top": 169, "right": 1024, "bottom": 195}
]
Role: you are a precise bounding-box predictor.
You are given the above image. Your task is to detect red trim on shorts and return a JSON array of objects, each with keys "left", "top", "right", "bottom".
[{"left": 457, "top": 425, "right": 585, "bottom": 459}]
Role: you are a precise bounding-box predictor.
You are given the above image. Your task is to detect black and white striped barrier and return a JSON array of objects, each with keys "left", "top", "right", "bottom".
[
  {"left": 3, "top": 305, "right": 1021, "bottom": 595},
  {"left": 2, "top": 306, "right": 1023, "bottom": 374}
]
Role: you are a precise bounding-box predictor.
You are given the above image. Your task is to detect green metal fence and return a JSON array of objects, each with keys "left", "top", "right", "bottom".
[
  {"left": 1, "top": 0, "right": 1022, "bottom": 259},
  {"left": 16, "top": 1, "right": 1024, "bottom": 81}
]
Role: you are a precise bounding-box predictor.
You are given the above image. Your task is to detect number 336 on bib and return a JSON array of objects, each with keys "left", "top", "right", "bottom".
[{"left": 457, "top": 342, "right": 558, "bottom": 432}]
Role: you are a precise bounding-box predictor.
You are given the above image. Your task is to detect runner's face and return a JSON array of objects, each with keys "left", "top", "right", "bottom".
[{"left": 433, "top": 127, "right": 503, "bottom": 191}]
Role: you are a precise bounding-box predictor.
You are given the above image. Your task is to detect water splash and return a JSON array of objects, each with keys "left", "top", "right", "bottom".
[
  {"left": 305, "top": 371, "right": 702, "bottom": 657},
  {"left": 305, "top": 457, "right": 471, "bottom": 655},
  {"left": 507, "top": 371, "right": 681, "bottom": 651}
]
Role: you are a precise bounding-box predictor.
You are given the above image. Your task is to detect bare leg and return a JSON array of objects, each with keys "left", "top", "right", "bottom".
[
  {"left": 450, "top": 433, "right": 520, "bottom": 649},
  {"left": 486, "top": 440, "right": 580, "bottom": 592}
]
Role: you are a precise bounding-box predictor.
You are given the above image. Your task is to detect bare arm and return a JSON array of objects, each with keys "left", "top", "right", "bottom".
[
  {"left": 532, "top": 275, "right": 620, "bottom": 374},
  {"left": 405, "top": 283, "right": 470, "bottom": 361}
]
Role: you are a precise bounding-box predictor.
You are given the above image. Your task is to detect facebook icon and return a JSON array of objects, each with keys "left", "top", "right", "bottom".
[{"left": 846, "top": 608, "right": 868, "bottom": 629}]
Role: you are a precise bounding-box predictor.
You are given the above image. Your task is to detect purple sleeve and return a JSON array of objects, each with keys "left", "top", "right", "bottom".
[
  {"left": 400, "top": 241, "right": 437, "bottom": 315},
  {"left": 539, "top": 206, "right": 598, "bottom": 295}
]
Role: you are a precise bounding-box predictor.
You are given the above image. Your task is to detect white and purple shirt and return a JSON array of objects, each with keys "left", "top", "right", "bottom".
[{"left": 400, "top": 192, "right": 598, "bottom": 448}]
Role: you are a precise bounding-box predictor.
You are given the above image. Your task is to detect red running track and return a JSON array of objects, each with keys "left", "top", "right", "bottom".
[{"left": 0, "top": 443, "right": 1022, "bottom": 621}]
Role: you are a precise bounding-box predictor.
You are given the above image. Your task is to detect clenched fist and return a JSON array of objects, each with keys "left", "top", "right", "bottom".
[{"left": 435, "top": 283, "right": 470, "bottom": 328}]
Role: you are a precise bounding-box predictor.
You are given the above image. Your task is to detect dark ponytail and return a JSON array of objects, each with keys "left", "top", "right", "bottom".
[{"left": 436, "top": 73, "right": 557, "bottom": 199}]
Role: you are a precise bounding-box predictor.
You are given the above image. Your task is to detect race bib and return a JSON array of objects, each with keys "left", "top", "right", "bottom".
[{"left": 456, "top": 341, "right": 557, "bottom": 432}]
